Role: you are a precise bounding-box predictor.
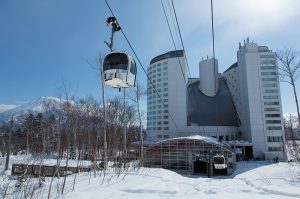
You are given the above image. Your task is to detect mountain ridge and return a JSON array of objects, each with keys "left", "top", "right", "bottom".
[{"left": 0, "top": 96, "right": 68, "bottom": 123}]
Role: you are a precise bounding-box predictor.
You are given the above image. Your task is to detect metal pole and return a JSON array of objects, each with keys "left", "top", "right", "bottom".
[
  {"left": 100, "top": 56, "right": 107, "bottom": 170},
  {"left": 5, "top": 117, "right": 13, "bottom": 171},
  {"left": 123, "top": 88, "right": 127, "bottom": 158},
  {"left": 136, "top": 84, "right": 143, "bottom": 165}
]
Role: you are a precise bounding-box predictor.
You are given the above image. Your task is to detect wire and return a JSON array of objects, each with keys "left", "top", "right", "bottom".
[
  {"left": 167, "top": 0, "right": 181, "bottom": 50},
  {"left": 161, "top": 0, "right": 177, "bottom": 50},
  {"left": 210, "top": 0, "right": 219, "bottom": 137},
  {"left": 210, "top": 0, "right": 217, "bottom": 94},
  {"left": 160, "top": 0, "right": 188, "bottom": 86},
  {"left": 210, "top": 0, "right": 216, "bottom": 60},
  {"left": 170, "top": 0, "right": 191, "bottom": 78},
  {"left": 103, "top": 0, "right": 182, "bottom": 133}
]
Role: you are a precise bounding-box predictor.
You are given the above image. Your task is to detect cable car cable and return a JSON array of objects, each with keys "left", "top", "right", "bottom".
[
  {"left": 160, "top": 0, "right": 188, "bottom": 86},
  {"left": 167, "top": 0, "right": 181, "bottom": 50},
  {"left": 103, "top": 0, "right": 182, "bottom": 133},
  {"left": 210, "top": 0, "right": 220, "bottom": 140},
  {"left": 170, "top": 0, "right": 191, "bottom": 78},
  {"left": 161, "top": 0, "right": 177, "bottom": 50}
]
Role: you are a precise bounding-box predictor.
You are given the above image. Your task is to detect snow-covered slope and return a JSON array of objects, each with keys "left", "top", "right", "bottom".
[
  {"left": 63, "top": 162, "right": 300, "bottom": 199},
  {"left": 1, "top": 156, "right": 299, "bottom": 199},
  {"left": 0, "top": 104, "right": 17, "bottom": 113},
  {"left": 0, "top": 97, "right": 66, "bottom": 122}
]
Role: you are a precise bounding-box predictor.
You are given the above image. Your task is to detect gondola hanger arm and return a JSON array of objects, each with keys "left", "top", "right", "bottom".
[{"left": 105, "top": 16, "right": 121, "bottom": 52}]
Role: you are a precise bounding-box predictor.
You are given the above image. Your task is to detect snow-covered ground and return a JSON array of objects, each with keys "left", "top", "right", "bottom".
[{"left": 0, "top": 156, "right": 299, "bottom": 199}]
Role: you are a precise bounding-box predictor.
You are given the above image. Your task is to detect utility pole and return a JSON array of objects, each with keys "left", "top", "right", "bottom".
[
  {"left": 123, "top": 88, "right": 127, "bottom": 158},
  {"left": 136, "top": 84, "right": 143, "bottom": 165},
  {"left": 100, "top": 56, "right": 107, "bottom": 170},
  {"left": 5, "top": 117, "right": 13, "bottom": 171}
]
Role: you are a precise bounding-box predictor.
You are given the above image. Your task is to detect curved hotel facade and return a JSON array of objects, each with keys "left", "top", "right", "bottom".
[
  {"left": 147, "top": 50, "right": 187, "bottom": 140},
  {"left": 146, "top": 39, "right": 285, "bottom": 160}
]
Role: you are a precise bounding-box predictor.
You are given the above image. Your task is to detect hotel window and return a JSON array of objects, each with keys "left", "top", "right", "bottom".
[
  {"left": 266, "top": 120, "right": 281, "bottom": 124},
  {"left": 268, "top": 147, "right": 283, "bottom": 152},
  {"left": 261, "top": 60, "right": 275, "bottom": 65},
  {"left": 263, "top": 83, "right": 277, "bottom": 88},
  {"left": 264, "top": 107, "right": 280, "bottom": 111},
  {"left": 262, "top": 78, "right": 277, "bottom": 81},
  {"left": 264, "top": 101, "right": 279, "bottom": 105},
  {"left": 265, "top": 114, "right": 281, "bottom": 118},
  {"left": 163, "top": 61, "right": 168, "bottom": 65},
  {"left": 261, "top": 66, "right": 276, "bottom": 70},
  {"left": 260, "top": 55, "right": 275, "bottom": 58},
  {"left": 267, "top": 136, "right": 283, "bottom": 142},
  {"left": 267, "top": 126, "right": 282, "bottom": 130},
  {"left": 263, "top": 95, "right": 278, "bottom": 99},
  {"left": 264, "top": 89, "right": 278, "bottom": 93},
  {"left": 261, "top": 72, "right": 277, "bottom": 76}
]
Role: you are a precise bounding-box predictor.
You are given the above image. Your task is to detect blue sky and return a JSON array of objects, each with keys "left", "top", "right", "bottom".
[{"left": 0, "top": 0, "right": 300, "bottom": 114}]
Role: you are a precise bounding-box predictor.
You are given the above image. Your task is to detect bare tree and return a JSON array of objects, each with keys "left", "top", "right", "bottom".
[
  {"left": 284, "top": 114, "right": 300, "bottom": 163},
  {"left": 277, "top": 48, "right": 300, "bottom": 126},
  {"left": 128, "top": 83, "right": 146, "bottom": 165}
]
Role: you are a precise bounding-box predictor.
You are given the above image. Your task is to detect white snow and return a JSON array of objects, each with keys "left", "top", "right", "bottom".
[
  {"left": 0, "top": 155, "right": 299, "bottom": 199},
  {"left": 60, "top": 162, "right": 300, "bottom": 199},
  {"left": 0, "top": 104, "right": 17, "bottom": 113},
  {"left": 156, "top": 135, "right": 222, "bottom": 145},
  {"left": 0, "top": 96, "right": 72, "bottom": 122}
]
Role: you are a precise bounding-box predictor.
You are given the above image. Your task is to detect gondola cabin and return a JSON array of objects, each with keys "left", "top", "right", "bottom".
[
  {"left": 213, "top": 155, "right": 227, "bottom": 169},
  {"left": 103, "top": 52, "right": 137, "bottom": 88}
]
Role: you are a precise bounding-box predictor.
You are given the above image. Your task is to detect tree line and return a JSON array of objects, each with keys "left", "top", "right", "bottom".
[{"left": 0, "top": 95, "right": 145, "bottom": 164}]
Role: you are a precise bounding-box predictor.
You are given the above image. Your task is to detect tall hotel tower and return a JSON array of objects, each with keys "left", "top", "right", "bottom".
[
  {"left": 223, "top": 39, "right": 285, "bottom": 159},
  {"left": 146, "top": 50, "right": 187, "bottom": 141}
]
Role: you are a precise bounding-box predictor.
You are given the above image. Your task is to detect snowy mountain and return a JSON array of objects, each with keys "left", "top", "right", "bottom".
[
  {"left": 0, "top": 104, "right": 17, "bottom": 113},
  {"left": 0, "top": 97, "right": 68, "bottom": 123}
]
